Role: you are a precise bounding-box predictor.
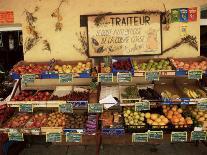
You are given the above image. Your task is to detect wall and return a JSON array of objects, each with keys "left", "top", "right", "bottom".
[{"left": 0, "top": 0, "right": 207, "bottom": 62}]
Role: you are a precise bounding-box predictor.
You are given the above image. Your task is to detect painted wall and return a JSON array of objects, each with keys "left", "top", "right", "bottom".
[{"left": 0, "top": 0, "right": 206, "bottom": 62}]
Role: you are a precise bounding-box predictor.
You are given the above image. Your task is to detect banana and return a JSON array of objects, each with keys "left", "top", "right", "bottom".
[
  {"left": 189, "top": 90, "right": 198, "bottom": 99},
  {"left": 195, "top": 89, "right": 207, "bottom": 98}
]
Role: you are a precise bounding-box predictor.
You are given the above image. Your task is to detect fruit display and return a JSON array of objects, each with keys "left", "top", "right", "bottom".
[
  {"left": 121, "top": 86, "right": 139, "bottom": 99},
  {"left": 189, "top": 107, "right": 207, "bottom": 124},
  {"left": 25, "top": 113, "right": 47, "bottom": 128},
  {"left": 3, "top": 113, "right": 31, "bottom": 128},
  {"left": 11, "top": 63, "right": 50, "bottom": 75},
  {"left": 138, "top": 88, "right": 162, "bottom": 100},
  {"left": 100, "top": 85, "right": 119, "bottom": 100},
  {"left": 51, "top": 91, "right": 89, "bottom": 101},
  {"left": 112, "top": 59, "right": 132, "bottom": 71},
  {"left": 100, "top": 63, "right": 111, "bottom": 73},
  {"left": 162, "top": 105, "right": 193, "bottom": 127},
  {"left": 85, "top": 115, "right": 97, "bottom": 134},
  {"left": 0, "top": 104, "right": 14, "bottom": 123},
  {"left": 66, "top": 114, "right": 87, "bottom": 129},
  {"left": 161, "top": 90, "right": 180, "bottom": 99},
  {"left": 100, "top": 112, "right": 123, "bottom": 128},
  {"left": 183, "top": 88, "right": 207, "bottom": 99},
  {"left": 170, "top": 58, "right": 207, "bottom": 71},
  {"left": 133, "top": 59, "right": 172, "bottom": 72},
  {"left": 46, "top": 112, "right": 68, "bottom": 127},
  {"left": 54, "top": 62, "right": 92, "bottom": 74},
  {"left": 145, "top": 112, "right": 169, "bottom": 126}
]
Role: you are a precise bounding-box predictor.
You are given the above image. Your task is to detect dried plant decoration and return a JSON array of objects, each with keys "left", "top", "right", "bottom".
[
  {"left": 94, "top": 12, "right": 112, "bottom": 26},
  {"left": 163, "top": 35, "right": 198, "bottom": 54},
  {"left": 42, "top": 40, "right": 51, "bottom": 52},
  {"left": 24, "top": 37, "right": 40, "bottom": 52},
  {"left": 73, "top": 32, "right": 88, "bottom": 56},
  {"left": 51, "top": 0, "right": 67, "bottom": 31},
  {"left": 162, "top": 4, "right": 171, "bottom": 31}
]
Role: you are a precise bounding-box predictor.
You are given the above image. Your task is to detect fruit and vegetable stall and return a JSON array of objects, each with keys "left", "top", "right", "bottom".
[{"left": 0, "top": 57, "right": 207, "bottom": 155}]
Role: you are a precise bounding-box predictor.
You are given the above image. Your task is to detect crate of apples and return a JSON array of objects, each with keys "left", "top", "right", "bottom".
[{"left": 25, "top": 113, "right": 47, "bottom": 128}]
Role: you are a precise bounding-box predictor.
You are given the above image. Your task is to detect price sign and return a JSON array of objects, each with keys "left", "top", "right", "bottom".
[
  {"left": 19, "top": 104, "right": 33, "bottom": 113},
  {"left": 8, "top": 132, "right": 24, "bottom": 141},
  {"left": 148, "top": 131, "right": 163, "bottom": 139},
  {"left": 135, "top": 101, "right": 150, "bottom": 111},
  {"left": 132, "top": 133, "right": 148, "bottom": 142},
  {"left": 22, "top": 74, "right": 36, "bottom": 84},
  {"left": 46, "top": 132, "right": 62, "bottom": 142},
  {"left": 171, "top": 132, "right": 187, "bottom": 142},
  {"left": 188, "top": 70, "right": 202, "bottom": 80},
  {"left": 197, "top": 101, "right": 207, "bottom": 111},
  {"left": 59, "top": 103, "right": 73, "bottom": 113},
  {"left": 59, "top": 74, "right": 73, "bottom": 83},
  {"left": 191, "top": 131, "right": 206, "bottom": 141},
  {"left": 88, "top": 104, "right": 103, "bottom": 113},
  {"left": 66, "top": 133, "right": 82, "bottom": 143},
  {"left": 117, "top": 72, "right": 132, "bottom": 82},
  {"left": 98, "top": 73, "right": 113, "bottom": 82},
  {"left": 145, "top": 71, "right": 160, "bottom": 81}
]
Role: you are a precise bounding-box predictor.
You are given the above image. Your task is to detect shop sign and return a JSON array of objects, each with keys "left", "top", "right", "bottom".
[
  {"left": 88, "top": 103, "right": 103, "bottom": 113},
  {"left": 46, "top": 132, "right": 62, "bottom": 142},
  {"left": 66, "top": 133, "right": 82, "bottom": 143},
  {"left": 8, "top": 132, "right": 24, "bottom": 141},
  {"left": 0, "top": 11, "right": 14, "bottom": 24},
  {"left": 135, "top": 101, "right": 150, "bottom": 111},
  {"left": 148, "top": 131, "right": 163, "bottom": 139},
  {"left": 145, "top": 71, "right": 160, "bottom": 81},
  {"left": 59, "top": 103, "right": 73, "bottom": 113},
  {"left": 191, "top": 131, "right": 206, "bottom": 141},
  {"left": 59, "top": 73, "right": 73, "bottom": 83},
  {"left": 188, "top": 70, "right": 202, "bottom": 80},
  {"left": 132, "top": 133, "right": 148, "bottom": 142},
  {"left": 87, "top": 13, "right": 162, "bottom": 56},
  {"left": 171, "top": 132, "right": 187, "bottom": 142},
  {"left": 19, "top": 103, "right": 33, "bottom": 113},
  {"left": 117, "top": 72, "right": 132, "bottom": 82},
  {"left": 98, "top": 73, "right": 113, "bottom": 82}
]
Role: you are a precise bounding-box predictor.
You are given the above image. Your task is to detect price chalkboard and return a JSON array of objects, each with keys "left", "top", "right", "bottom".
[
  {"left": 132, "top": 133, "right": 148, "bottom": 142},
  {"left": 171, "top": 132, "right": 187, "bottom": 142},
  {"left": 66, "top": 133, "right": 82, "bottom": 143},
  {"left": 59, "top": 103, "right": 73, "bottom": 113},
  {"left": 59, "top": 74, "right": 73, "bottom": 83},
  {"left": 46, "top": 132, "right": 62, "bottom": 142},
  {"left": 88, "top": 104, "right": 103, "bottom": 113},
  {"left": 135, "top": 101, "right": 150, "bottom": 111},
  {"left": 19, "top": 104, "right": 33, "bottom": 113},
  {"left": 117, "top": 72, "right": 132, "bottom": 82},
  {"left": 191, "top": 131, "right": 206, "bottom": 141},
  {"left": 145, "top": 71, "right": 160, "bottom": 81},
  {"left": 22, "top": 74, "right": 36, "bottom": 84},
  {"left": 148, "top": 131, "right": 163, "bottom": 139},
  {"left": 197, "top": 102, "right": 207, "bottom": 111},
  {"left": 98, "top": 73, "right": 113, "bottom": 82},
  {"left": 8, "top": 132, "right": 24, "bottom": 141},
  {"left": 188, "top": 70, "right": 202, "bottom": 80}
]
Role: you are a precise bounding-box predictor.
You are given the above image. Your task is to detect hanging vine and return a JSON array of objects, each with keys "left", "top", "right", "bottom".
[
  {"left": 73, "top": 32, "right": 88, "bottom": 56},
  {"left": 51, "top": 0, "right": 67, "bottom": 31}
]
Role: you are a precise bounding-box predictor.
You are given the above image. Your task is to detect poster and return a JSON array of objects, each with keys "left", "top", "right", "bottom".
[
  {"left": 171, "top": 9, "right": 180, "bottom": 22},
  {"left": 0, "top": 11, "right": 14, "bottom": 24},
  {"left": 179, "top": 8, "right": 188, "bottom": 22},
  {"left": 188, "top": 8, "right": 197, "bottom": 22},
  {"left": 87, "top": 13, "right": 162, "bottom": 56}
]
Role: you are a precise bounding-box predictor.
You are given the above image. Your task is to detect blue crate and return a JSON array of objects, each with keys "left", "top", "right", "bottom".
[
  {"left": 10, "top": 72, "right": 21, "bottom": 80},
  {"left": 175, "top": 69, "right": 188, "bottom": 76},
  {"left": 40, "top": 71, "right": 51, "bottom": 79},
  {"left": 101, "top": 128, "right": 125, "bottom": 136}
]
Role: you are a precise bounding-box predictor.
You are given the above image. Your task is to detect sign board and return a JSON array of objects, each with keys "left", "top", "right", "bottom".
[
  {"left": 0, "top": 11, "right": 14, "bottom": 24},
  {"left": 87, "top": 13, "right": 162, "bottom": 57},
  {"left": 88, "top": 103, "right": 103, "bottom": 113},
  {"left": 148, "top": 131, "right": 163, "bottom": 139},
  {"left": 66, "top": 133, "right": 82, "bottom": 143},
  {"left": 132, "top": 133, "right": 148, "bottom": 142},
  {"left": 197, "top": 101, "right": 207, "bottom": 111},
  {"left": 59, "top": 74, "right": 73, "bottom": 83},
  {"left": 145, "top": 71, "right": 160, "bottom": 81},
  {"left": 135, "top": 101, "right": 150, "bottom": 111},
  {"left": 188, "top": 70, "right": 202, "bottom": 80},
  {"left": 46, "top": 132, "right": 62, "bottom": 142},
  {"left": 8, "top": 132, "right": 24, "bottom": 141},
  {"left": 59, "top": 103, "right": 73, "bottom": 113},
  {"left": 171, "top": 132, "right": 187, "bottom": 142},
  {"left": 117, "top": 72, "right": 132, "bottom": 82},
  {"left": 98, "top": 73, "right": 113, "bottom": 82},
  {"left": 19, "top": 103, "right": 33, "bottom": 113},
  {"left": 22, "top": 74, "right": 36, "bottom": 84},
  {"left": 191, "top": 131, "right": 206, "bottom": 141}
]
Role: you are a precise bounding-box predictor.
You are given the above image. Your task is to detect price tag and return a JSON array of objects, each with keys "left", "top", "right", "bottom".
[
  {"left": 66, "top": 133, "right": 82, "bottom": 143},
  {"left": 59, "top": 103, "right": 73, "bottom": 113},
  {"left": 132, "top": 133, "right": 148, "bottom": 142},
  {"left": 171, "top": 132, "right": 187, "bottom": 142},
  {"left": 88, "top": 104, "right": 103, "bottom": 113},
  {"left": 191, "top": 131, "right": 206, "bottom": 141},
  {"left": 19, "top": 104, "right": 33, "bottom": 113},
  {"left": 197, "top": 102, "right": 207, "bottom": 111},
  {"left": 98, "top": 73, "right": 113, "bottom": 82},
  {"left": 188, "top": 70, "right": 202, "bottom": 80},
  {"left": 145, "top": 71, "right": 160, "bottom": 81},
  {"left": 59, "top": 73, "right": 73, "bottom": 83},
  {"left": 117, "top": 72, "right": 132, "bottom": 82},
  {"left": 135, "top": 101, "right": 150, "bottom": 111},
  {"left": 22, "top": 74, "right": 36, "bottom": 84},
  {"left": 148, "top": 131, "right": 163, "bottom": 139},
  {"left": 8, "top": 132, "right": 24, "bottom": 141},
  {"left": 46, "top": 132, "right": 62, "bottom": 142}
]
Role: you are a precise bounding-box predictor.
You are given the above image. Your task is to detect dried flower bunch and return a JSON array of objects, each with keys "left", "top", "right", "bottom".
[
  {"left": 73, "top": 32, "right": 88, "bottom": 56},
  {"left": 42, "top": 40, "right": 51, "bottom": 52}
]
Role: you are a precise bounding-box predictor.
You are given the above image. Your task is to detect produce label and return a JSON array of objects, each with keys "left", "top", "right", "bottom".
[
  {"left": 171, "top": 132, "right": 187, "bottom": 142},
  {"left": 148, "top": 131, "right": 163, "bottom": 139},
  {"left": 179, "top": 8, "right": 188, "bottom": 22},
  {"left": 171, "top": 9, "right": 180, "bottom": 22},
  {"left": 117, "top": 72, "right": 132, "bottom": 83},
  {"left": 135, "top": 101, "right": 150, "bottom": 111},
  {"left": 191, "top": 131, "right": 206, "bottom": 141},
  {"left": 145, "top": 71, "right": 160, "bottom": 81},
  {"left": 188, "top": 70, "right": 202, "bottom": 80},
  {"left": 132, "top": 133, "right": 148, "bottom": 142},
  {"left": 59, "top": 73, "right": 73, "bottom": 83},
  {"left": 188, "top": 8, "right": 197, "bottom": 22},
  {"left": 46, "top": 132, "right": 62, "bottom": 142},
  {"left": 22, "top": 74, "right": 36, "bottom": 84},
  {"left": 66, "top": 133, "right": 82, "bottom": 143},
  {"left": 59, "top": 103, "right": 73, "bottom": 113},
  {"left": 180, "top": 98, "right": 190, "bottom": 105},
  {"left": 19, "top": 104, "right": 33, "bottom": 113},
  {"left": 88, "top": 104, "right": 103, "bottom": 113},
  {"left": 8, "top": 132, "right": 24, "bottom": 141},
  {"left": 197, "top": 101, "right": 207, "bottom": 111},
  {"left": 98, "top": 73, "right": 113, "bottom": 82}
]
